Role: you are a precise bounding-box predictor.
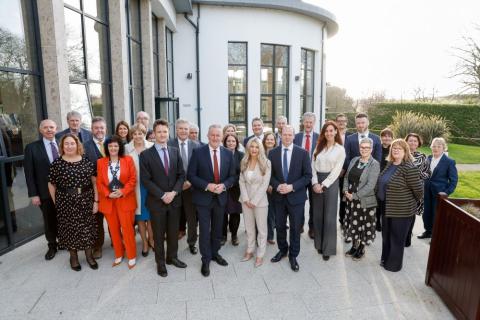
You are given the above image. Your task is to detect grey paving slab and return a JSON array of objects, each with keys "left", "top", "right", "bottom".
[
  {"left": 157, "top": 279, "right": 215, "bottom": 302},
  {"left": 30, "top": 287, "right": 102, "bottom": 316},
  {"left": 244, "top": 292, "right": 309, "bottom": 320},
  {"left": 212, "top": 274, "right": 269, "bottom": 298},
  {"left": 187, "top": 297, "right": 250, "bottom": 320}
]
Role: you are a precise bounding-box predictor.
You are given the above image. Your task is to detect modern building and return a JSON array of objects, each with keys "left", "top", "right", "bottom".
[{"left": 0, "top": 0, "right": 337, "bottom": 254}]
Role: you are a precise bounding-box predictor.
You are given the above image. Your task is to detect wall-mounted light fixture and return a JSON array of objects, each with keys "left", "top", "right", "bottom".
[
  {"left": 294, "top": 75, "right": 300, "bottom": 81},
  {"left": 186, "top": 73, "right": 193, "bottom": 79}
]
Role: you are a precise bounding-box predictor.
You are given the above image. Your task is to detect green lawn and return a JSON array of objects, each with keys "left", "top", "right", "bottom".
[
  {"left": 418, "top": 143, "right": 480, "bottom": 164},
  {"left": 451, "top": 171, "right": 480, "bottom": 199}
]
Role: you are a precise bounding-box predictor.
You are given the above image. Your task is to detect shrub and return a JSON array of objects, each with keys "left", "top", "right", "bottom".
[{"left": 390, "top": 111, "right": 450, "bottom": 144}]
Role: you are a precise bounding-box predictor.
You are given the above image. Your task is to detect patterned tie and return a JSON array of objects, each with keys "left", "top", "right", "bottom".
[
  {"left": 181, "top": 142, "right": 188, "bottom": 172},
  {"left": 213, "top": 149, "right": 220, "bottom": 184},
  {"left": 162, "top": 147, "right": 169, "bottom": 176},
  {"left": 97, "top": 140, "right": 105, "bottom": 157},
  {"left": 50, "top": 142, "right": 59, "bottom": 162},
  {"left": 305, "top": 134, "right": 311, "bottom": 154},
  {"left": 283, "top": 148, "right": 289, "bottom": 182}
]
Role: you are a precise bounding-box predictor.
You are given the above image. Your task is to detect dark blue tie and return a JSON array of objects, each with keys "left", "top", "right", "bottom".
[{"left": 283, "top": 148, "right": 289, "bottom": 182}]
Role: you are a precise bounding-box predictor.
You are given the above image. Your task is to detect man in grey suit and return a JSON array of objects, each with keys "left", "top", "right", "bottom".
[
  {"left": 168, "top": 119, "right": 200, "bottom": 254},
  {"left": 55, "top": 110, "right": 93, "bottom": 143}
]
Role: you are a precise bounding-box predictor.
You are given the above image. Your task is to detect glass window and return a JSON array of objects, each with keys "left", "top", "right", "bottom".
[
  {"left": 301, "top": 48, "right": 315, "bottom": 114},
  {"left": 152, "top": 15, "right": 160, "bottom": 97},
  {"left": 63, "top": 0, "right": 112, "bottom": 129},
  {"left": 228, "top": 42, "right": 247, "bottom": 141},
  {"left": 126, "top": 0, "right": 143, "bottom": 119},
  {"left": 166, "top": 27, "right": 174, "bottom": 98},
  {"left": 260, "top": 44, "right": 289, "bottom": 129}
]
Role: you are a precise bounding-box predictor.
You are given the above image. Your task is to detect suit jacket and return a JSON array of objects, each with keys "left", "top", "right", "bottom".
[
  {"left": 187, "top": 144, "right": 237, "bottom": 207},
  {"left": 140, "top": 145, "right": 185, "bottom": 211},
  {"left": 293, "top": 131, "right": 319, "bottom": 159},
  {"left": 239, "top": 160, "right": 271, "bottom": 207},
  {"left": 268, "top": 145, "right": 312, "bottom": 205},
  {"left": 229, "top": 150, "right": 244, "bottom": 202},
  {"left": 343, "top": 156, "right": 380, "bottom": 209},
  {"left": 83, "top": 138, "right": 104, "bottom": 171},
  {"left": 425, "top": 154, "right": 458, "bottom": 195},
  {"left": 96, "top": 156, "right": 137, "bottom": 214},
  {"left": 243, "top": 134, "right": 263, "bottom": 148},
  {"left": 24, "top": 139, "right": 56, "bottom": 199},
  {"left": 167, "top": 138, "right": 200, "bottom": 171},
  {"left": 55, "top": 127, "right": 93, "bottom": 143},
  {"left": 343, "top": 132, "right": 382, "bottom": 170}
]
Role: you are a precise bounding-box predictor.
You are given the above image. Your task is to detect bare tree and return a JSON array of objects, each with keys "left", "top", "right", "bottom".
[
  {"left": 450, "top": 26, "right": 480, "bottom": 99},
  {"left": 412, "top": 86, "right": 438, "bottom": 102}
]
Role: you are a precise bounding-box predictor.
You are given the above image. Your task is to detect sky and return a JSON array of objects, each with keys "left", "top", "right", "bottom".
[{"left": 306, "top": 0, "right": 480, "bottom": 99}]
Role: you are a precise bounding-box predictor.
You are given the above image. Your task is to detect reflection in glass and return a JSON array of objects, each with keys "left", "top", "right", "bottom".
[
  {"left": 0, "top": 0, "right": 37, "bottom": 71},
  {"left": 83, "top": 0, "right": 107, "bottom": 21},
  {"left": 132, "top": 87, "right": 143, "bottom": 116},
  {"left": 228, "top": 42, "right": 247, "bottom": 65},
  {"left": 301, "top": 48, "right": 315, "bottom": 113},
  {"left": 0, "top": 72, "right": 41, "bottom": 153},
  {"left": 276, "top": 96, "right": 286, "bottom": 117},
  {"left": 128, "top": 0, "right": 140, "bottom": 40},
  {"left": 275, "top": 67, "right": 288, "bottom": 94},
  {"left": 64, "top": 0, "right": 80, "bottom": 9},
  {"left": 85, "top": 18, "right": 108, "bottom": 82},
  {"left": 166, "top": 28, "right": 174, "bottom": 98},
  {"left": 64, "top": 8, "right": 85, "bottom": 80},
  {"left": 69, "top": 83, "right": 92, "bottom": 129},
  {"left": 261, "top": 44, "right": 273, "bottom": 65},
  {"left": 131, "top": 41, "right": 142, "bottom": 89},
  {"left": 261, "top": 96, "right": 273, "bottom": 122},
  {"left": 229, "top": 96, "right": 246, "bottom": 122},
  {"left": 228, "top": 66, "right": 246, "bottom": 94},
  {"left": 260, "top": 67, "right": 273, "bottom": 94},
  {"left": 275, "top": 46, "right": 288, "bottom": 67}
]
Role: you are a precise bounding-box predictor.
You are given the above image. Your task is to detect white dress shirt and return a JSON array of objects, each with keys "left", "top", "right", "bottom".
[
  {"left": 357, "top": 131, "right": 370, "bottom": 143},
  {"left": 430, "top": 153, "right": 444, "bottom": 172},
  {"left": 281, "top": 143, "right": 294, "bottom": 174},
  {"left": 311, "top": 143, "right": 346, "bottom": 188},
  {"left": 43, "top": 138, "right": 57, "bottom": 163},
  {"left": 301, "top": 131, "right": 314, "bottom": 151},
  {"left": 107, "top": 160, "right": 121, "bottom": 183}
]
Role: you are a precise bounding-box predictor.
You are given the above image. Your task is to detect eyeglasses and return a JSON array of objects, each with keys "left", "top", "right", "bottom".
[{"left": 360, "top": 146, "right": 371, "bottom": 150}]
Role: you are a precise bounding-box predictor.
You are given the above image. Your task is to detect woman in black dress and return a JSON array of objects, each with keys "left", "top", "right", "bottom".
[
  {"left": 48, "top": 134, "right": 99, "bottom": 271},
  {"left": 342, "top": 138, "right": 380, "bottom": 260},
  {"left": 221, "top": 133, "right": 244, "bottom": 246}
]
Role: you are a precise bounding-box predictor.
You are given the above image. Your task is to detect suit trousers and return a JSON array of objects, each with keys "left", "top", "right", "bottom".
[
  {"left": 179, "top": 189, "right": 198, "bottom": 246},
  {"left": 39, "top": 197, "right": 58, "bottom": 248},
  {"left": 312, "top": 176, "right": 339, "bottom": 256},
  {"left": 338, "top": 177, "right": 346, "bottom": 225},
  {"left": 274, "top": 199, "right": 304, "bottom": 258},
  {"left": 104, "top": 205, "right": 136, "bottom": 260},
  {"left": 222, "top": 213, "right": 240, "bottom": 238},
  {"left": 150, "top": 205, "right": 180, "bottom": 264},
  {"left": 307, "top": 184, "right": 314, "bottom": 230},
  {"left": 197, "top": 197, "right": 225, "bottom": 264},
  {"left": 422, "top": 185, "right": 437, "bottom": 233},
  {"left": 381, "top": 210, "right": 413, "bottom": 272},
  {"left": 94, "top": 212, "right": 105, "bottom": 250},
  {"left": 242, "top": 205, "right": 268, "bottom": 258},
  {"left": 267, "top": 194, "right": 276, "bottom": 241}
]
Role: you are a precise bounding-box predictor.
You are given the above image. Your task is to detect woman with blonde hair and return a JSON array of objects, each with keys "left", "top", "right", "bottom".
[
  {"left": 239, "top": 138, "right": 271, "bottom": 267},
  {"left": 125, "top": 123, "right": 154, "bottom": 256}
]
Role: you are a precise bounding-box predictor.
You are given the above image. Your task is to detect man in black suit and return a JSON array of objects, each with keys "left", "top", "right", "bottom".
[
  {"left": 243, "top": 117, "right": 264, "bottom": 147},
  {"left": 188, "top": 123, "right": 205, "bottom": 145},
  {"left": 55, "top": 110, "right": 93, "bottom": 143},
  {"left": 83, "top": 116, "right": 107, "bottom": 258},
  {"left": 188, "top": 124, "right": 237, "bottom": 277},
  {"left": 269, "top": 125, "right": 312, "bottom": 272},
  {"left": 293, "top": 112, "right": 319, "bottom": 239},
  {"left": 141, "top": 119, "right": 187, "bottom": 277},
  {"left": 24, "top": 119, "right": 60, "bottom": 260},
  {"left": 168, "top": 118, "right": 200, "bottom": 254},
  {"left": 335, "top": 113, "right": 352, "bottom": 225}
]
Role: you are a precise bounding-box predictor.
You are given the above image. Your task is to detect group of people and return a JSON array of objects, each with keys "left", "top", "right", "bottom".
[{"left": 24, "top": 109, "right": 458, "bottom": 277}]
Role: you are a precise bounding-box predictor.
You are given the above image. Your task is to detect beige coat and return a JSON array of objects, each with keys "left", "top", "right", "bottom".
[
  {"left": 125, "top": 140, "right": 154, "bottom": 215},
  {"left": 239, "top": 160, "right": 271, "bottom": 208}
]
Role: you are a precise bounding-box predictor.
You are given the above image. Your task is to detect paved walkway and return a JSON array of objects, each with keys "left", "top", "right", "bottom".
[
  {"left": 456, "top": 164, "right": 480, "bottom": 171},
  {"left": 0, "top": 216, "right": 453, "bottom": 320}
]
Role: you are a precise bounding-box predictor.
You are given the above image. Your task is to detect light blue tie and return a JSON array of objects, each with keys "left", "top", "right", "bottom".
[{"left": 283, "top": 148, "right": 289, "bottom": 182}]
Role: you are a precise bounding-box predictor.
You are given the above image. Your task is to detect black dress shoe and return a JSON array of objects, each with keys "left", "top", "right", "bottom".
[
  {"left": 166, "top": 257, "right": 187, "bottom": 268},
  {"left": 417, "top": 231, "right": 431, "bottom": 239},
  {"left": 308, "top": 229, "right": 315, "bottom": 239},
  {"left": 271, "top": 251, "right": 287, "bottom": 263},
  {"left": 317, "top": 249, "right": 322, "bottom": 255},
  {"left": 189, "top": 245, "right": 198, "bottom": 255},
  {"left": 405, "top": 237, "right": 412, "bottom": 248},
  {"left": 322, "top": 255, "right": 330, "bottom": 261},
  {"left": 157, "top": 264, "right": 168, "bottom": 277},
  {"left": 201, "top": 262, "right": 210, "bottom": 277},
  {"left": 45, "top": 247, "right": 57, "bottom": 260},
  {"left": 212, "top": 255, "right": 228, "bottom": 266},
  {"left": 289, "top": 257, "right": 299, "bottom": 272},
  {"left": 87, "top": 259, "right": 98, "bottom": 270},
  {"left": 345, "top": 245, "right": 357, "bottom": 257},
  {"left": 141, "top": 250, "right": 149, "bottom": 257},
  {"left": 232, "top": 236, "right": 239, "bottom": 246}
]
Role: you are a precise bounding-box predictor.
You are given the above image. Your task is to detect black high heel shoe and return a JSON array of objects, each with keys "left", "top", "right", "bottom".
[
  {"left": 69, "top": 250, "right": 81, "bottom": 272},
  {"left": 142, "top": 243, "right": 149, "bottom": 257},
  {"left": 85, "top": 248, "right": 98, "bottom": 270},
  {"left": 352, "top": 244, "right": 365, "bottom": 261}
]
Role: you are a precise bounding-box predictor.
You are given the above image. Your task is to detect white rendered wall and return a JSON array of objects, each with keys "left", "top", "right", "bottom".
[{"left": 174, "top": 5, "right": 325, "bottom": 140}]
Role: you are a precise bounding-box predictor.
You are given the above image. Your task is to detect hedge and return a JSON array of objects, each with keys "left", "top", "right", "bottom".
[{"left": 328, "top": 103, "right": 480, "bottom": 145}]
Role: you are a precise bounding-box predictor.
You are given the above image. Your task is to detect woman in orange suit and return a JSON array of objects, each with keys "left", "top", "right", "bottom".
[{"left": 97, "top": 135, "right": 138, "bottom": 269}]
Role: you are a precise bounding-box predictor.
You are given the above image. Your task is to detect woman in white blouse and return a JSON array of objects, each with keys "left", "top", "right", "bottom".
[
  {"left": 311, "top": 121, "right": 346, "bottom": 261},
  {"left": 239, "top": 138, "right": 271, "bottom": 267},
  {"left": 125, "top": 124, "right": 154, "bottom": 257}
]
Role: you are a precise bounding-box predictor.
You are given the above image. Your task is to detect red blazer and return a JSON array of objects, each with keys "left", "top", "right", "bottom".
[{"left": 96, "top": 156, "right": 137, "bottom": 214}]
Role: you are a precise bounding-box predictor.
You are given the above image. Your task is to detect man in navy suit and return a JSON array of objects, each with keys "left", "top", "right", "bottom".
[
  {"left": 188, "top": 124, "right": 237, "bottom": 277},
  {"left": 269, "top": 125, "right": 312, "bottom": 272},
  {"left": 83, "top": 116, "right": 108, "bottom": 258},
  {"left": 243, "top": 117, "right": 265, "bottom": 147},
  {"left": 274, "top": 115, "right": 288, "bottom": 145},
  {"left": 336, "top": 113, "right": 353, "bottom": 225},
  {"left": 24, "top": 119, "right": 60, "bottom": 260},
  {"left": 293, "top": 112, "right": 319, "bottom": 239},
  {"left": 55, "top": 110, "right": 93, "bottom": 143}
]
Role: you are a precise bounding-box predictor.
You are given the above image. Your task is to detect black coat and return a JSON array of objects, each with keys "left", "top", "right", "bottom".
[
  {"left": 24, "top": 139, "right": 55, "bottom": 199},
  {"left": 83, "top": 139, "right": 104, "bottom": 171}
]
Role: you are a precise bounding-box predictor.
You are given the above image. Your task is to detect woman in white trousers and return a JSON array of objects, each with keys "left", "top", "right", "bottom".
[{"left": 239, "top": 138, "right": 271, "bottom": 267}]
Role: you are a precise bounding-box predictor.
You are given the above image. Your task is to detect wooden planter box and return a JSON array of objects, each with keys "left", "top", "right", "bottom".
[{"left": 425, "top": 194, "right": 480, "bottom": 320}]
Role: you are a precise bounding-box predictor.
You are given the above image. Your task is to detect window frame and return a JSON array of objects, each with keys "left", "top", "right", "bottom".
[
  {"left": 300, "top": 48, "right": 315, "bottom": 116},
  {"left": 228, "top": 41, "right": 248, "bottom": 139}
]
